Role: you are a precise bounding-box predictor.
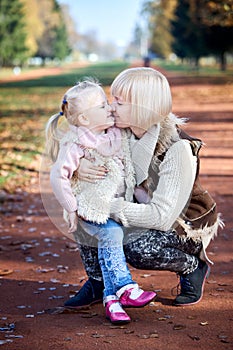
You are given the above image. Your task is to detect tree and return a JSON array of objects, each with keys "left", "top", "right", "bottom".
[
  {"left": 53, "top": 21, "right": 71, "bottom": 61},
  {"left": 171, "top": 0, "right": 208, "bottom": 67},
  {"left": 0, "top": 0, "right": 28, "bottom": 66},
  {"left": 20, "top": 0, "right": 44, "bottom": 57},
  {"left": 143, "top": 0, "right": 177, "bottom": 59},
  {"left": 35, "top": 0, "right": 71, "bottom": 62},
  {"left": 198, "top": 0, "right": 233, "bottom": 70},
  {"left": 59, "top": 3, "right": 80, "bottom": 52},
  {"left": 172, "top": 0, "right": 233, "bottom": 70},
  {"left": 199, "top": 0, "right": 233, "bottom": 27}
]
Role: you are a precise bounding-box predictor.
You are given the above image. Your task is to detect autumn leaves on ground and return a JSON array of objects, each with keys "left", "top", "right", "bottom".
[{"left": 0, "top": 62, "right": 233, "bottom": 350}]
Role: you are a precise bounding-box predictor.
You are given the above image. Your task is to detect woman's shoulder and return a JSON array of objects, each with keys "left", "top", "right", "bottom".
[{"left": 165, "top": 139, "right": 196, "bottom": 159}]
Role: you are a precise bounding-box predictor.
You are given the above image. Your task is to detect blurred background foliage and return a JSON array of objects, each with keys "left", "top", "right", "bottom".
[
  {"left": 0, "top": 0, "right": 233, "bottom": 191},
  {"left": 0, "top": 62, "right": 129, "bottom": 191},
  {"left": 0, "top": 0, "right": 232, "bottom": 70}
]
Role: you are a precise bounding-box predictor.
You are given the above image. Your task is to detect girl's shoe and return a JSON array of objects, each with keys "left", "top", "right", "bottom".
[
  {"left": 105, "top": 298, "right": 131, "bottom": 324},
  {"left": 117, "top": 284, "right": 156, "bottom": 308}
]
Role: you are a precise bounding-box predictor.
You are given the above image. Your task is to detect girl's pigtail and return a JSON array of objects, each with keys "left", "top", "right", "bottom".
[{"left": 45, "top": 113, "right": 63, "bottom": 162}]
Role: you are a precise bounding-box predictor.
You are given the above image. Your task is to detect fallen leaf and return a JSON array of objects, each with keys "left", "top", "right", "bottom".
[
  {"left": 0, "top": 269, "right": 13, "bottom": 276},
  {"left": 0, "top": 323, "right": 15, "bottom": 332},
  {"left": 50, "top": 278, "right": 60, "bottom": 283},
  {"left": 173, "top": 324, "right": 186, "bottom": 330},
  {"left": 0, "top": 340, "right": 13, "bottom": 345},
  {"left": 45, "top": 306, "right": 90, "bottom": 315},
  {"left": 140, "top": 274, "right": 151, "bottom": 278},
  {"left": 158, "top": 317, "right": 167, "bottom": 321},
  {"left": 207, "top": 280, "right": 217, "bottom": 284},
  {"left": 188, "top": 335, "right": 200, "bottom": 341},
  {"left": 187, "top": 315, "right": 197, "bottom": 320},
  {"left": 91, "top": 334, "right": 104, "bottom": 338},
  {"left": 218, "top": 334, "right": 228, "bottom": 340},
  {"left": 137, "top": 334, "right": 150, "bottom": 339},
  {"left": 64, "top": 337, "right": 72, "bottom": 341},
  {"left": 149, "top": 333, "right": 159, "bottom": 338},
  {"left": 34, "top": 267, "right": 55, "bottom": 273}
]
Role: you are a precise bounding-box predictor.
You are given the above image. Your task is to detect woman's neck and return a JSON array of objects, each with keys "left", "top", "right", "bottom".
[{"left": 130, "top": 125, "right": 146, "bottom": 139}]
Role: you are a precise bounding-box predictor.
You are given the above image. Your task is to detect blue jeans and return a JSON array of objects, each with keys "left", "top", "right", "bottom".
[{"left": 79, "top": 219, "right": 135, "bottom": 298}]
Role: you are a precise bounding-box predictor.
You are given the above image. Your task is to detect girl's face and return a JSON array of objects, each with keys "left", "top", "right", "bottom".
[
  {"left": 83, "top": 89, "right": 114, "bottom": 133},
  {"left": 112, "top": 95, "right": 133, "bottom": 129}
]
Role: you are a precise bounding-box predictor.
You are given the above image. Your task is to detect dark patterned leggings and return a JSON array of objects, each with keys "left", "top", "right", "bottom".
[{"left": 76, "top": 228, "right": 202, "bottom": 280}]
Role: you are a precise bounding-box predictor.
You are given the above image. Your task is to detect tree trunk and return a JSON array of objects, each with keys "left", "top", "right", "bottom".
[{"left": 220, "top": 51, "right": 226, "bottom": 71}]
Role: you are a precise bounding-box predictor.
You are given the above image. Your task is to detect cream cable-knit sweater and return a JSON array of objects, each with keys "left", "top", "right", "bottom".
[
  {"left": 110, "top": 114, "right": 223, "bottom": 264},
  {"left": 110, "top": 116, "right": 197, "bottom": 231}
]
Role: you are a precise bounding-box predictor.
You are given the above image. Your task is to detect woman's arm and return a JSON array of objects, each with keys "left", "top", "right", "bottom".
[{"left": 110, "top": 140, "right": 197, "bottom": 231}]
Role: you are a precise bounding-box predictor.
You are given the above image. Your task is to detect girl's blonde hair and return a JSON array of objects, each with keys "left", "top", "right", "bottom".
[
  {"left": 46, "top": 79, "right": 101, "bottom": 162},
  {"left": 111, "top": 67, "right": 172, "bottom": 131}
]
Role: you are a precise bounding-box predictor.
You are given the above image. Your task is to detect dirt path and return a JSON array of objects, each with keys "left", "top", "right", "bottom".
[
  {"left": 0, "top": 65, "right": 233, "bottom": 350},
  {"left": 0, "top": 62, "right": 89, "bottom": 83}
]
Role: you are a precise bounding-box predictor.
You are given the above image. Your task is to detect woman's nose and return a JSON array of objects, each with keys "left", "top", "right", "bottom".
[{"left": 110, "top": 102, "right": 116, "bottom": 112}]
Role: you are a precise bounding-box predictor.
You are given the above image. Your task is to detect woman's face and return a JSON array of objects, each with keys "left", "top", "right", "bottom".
[{"left": 112, "top": 95, "right": 133, "bottom": 129}]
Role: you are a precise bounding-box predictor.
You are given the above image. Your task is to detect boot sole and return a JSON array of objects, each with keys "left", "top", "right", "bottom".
[{"left": 173, "top": 265, "right": 210, "bottom": 306}]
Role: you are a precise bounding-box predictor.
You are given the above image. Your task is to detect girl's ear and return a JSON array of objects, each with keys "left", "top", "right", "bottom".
[{"left": 78, "top": 113, "right": 90, "bottom": 126}]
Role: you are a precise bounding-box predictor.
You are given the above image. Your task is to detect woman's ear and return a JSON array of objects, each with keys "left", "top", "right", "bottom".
[{"left": 78, "top": 114, "right": 90, "bottom": 126}]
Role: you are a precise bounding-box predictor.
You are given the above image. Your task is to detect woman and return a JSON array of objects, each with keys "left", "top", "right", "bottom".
[{"left": 64, "top": 67, "right": 222, "bottom": 308}]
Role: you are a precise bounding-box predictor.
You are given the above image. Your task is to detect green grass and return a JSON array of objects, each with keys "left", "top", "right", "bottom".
[
  {"left": 0, "top": 62, "right": 129, "bottom": 191},
  {"left": 0, "top": 61, "right": 129, "bottom": 88},
  {"left": 154, "top": 59, "right": 233, "bottom": 76}
]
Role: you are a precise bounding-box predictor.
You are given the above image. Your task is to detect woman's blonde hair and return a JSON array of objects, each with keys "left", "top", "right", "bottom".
[
  {"left": 45, "top": 79, "right": 101, "bottom": 162},
  {"left": 111, "top": 67, "right": 172, "bottom": 131}
]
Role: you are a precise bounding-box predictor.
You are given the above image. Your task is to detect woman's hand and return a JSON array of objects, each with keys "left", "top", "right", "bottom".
[{"left": 78, "top": 158, "right": 108, "bottom": 183}]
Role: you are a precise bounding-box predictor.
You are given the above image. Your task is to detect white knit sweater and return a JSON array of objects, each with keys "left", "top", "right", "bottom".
[
  {"left": 110, "top": 115, "right": 223, "bottom": 264},
  {"left": 110, "top": 116, "right": 197, "bottom": 231}
]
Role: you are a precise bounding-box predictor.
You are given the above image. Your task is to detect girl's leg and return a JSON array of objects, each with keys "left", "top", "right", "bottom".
[
  {"left": 96, "top": 219, "right": 135, "bottom": 297},
  {"left": 97, "top": 220, "right": 156, "bottom": 309}
]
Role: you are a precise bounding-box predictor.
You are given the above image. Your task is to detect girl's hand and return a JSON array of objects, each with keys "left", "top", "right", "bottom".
[
  {"left": 78, "top": 158, "right": 108, "bottom": 183},
  {"left": 68, "top": 211, "right": 78, "bottom": 233}
]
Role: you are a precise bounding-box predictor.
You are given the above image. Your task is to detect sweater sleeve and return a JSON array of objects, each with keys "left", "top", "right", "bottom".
[
  {"left": 110, "top": 140, "right": 197, "bottom": 230},
  {"left": 50, "top": 142, "right": 84, "bottom": 213}
]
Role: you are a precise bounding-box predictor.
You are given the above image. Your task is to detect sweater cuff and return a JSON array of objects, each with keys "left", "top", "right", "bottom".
[{"left": 110, "top": 198, "right": 129, "bottom": 226}]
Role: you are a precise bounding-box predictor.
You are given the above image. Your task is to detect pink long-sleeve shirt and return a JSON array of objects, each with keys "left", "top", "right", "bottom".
[{"left": 50, "top": 125, "right": 124, "bottom": 213}]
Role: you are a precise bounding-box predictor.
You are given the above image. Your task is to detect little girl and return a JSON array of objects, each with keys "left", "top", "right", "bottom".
[{"left": 45, "top": 79, "right": 156, "bottom": 324}]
